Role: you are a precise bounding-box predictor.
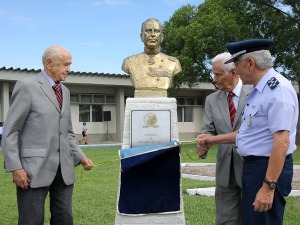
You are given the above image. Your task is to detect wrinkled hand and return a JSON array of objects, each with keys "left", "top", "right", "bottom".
[
  {"left": 253, "top": 185, "right": 274, "bottom": 213},
  {"left": 80, "top": 157, "right": 93, "bottom": 170},
  {"left": 12, "top": 169, "right": 31, "bottom": 190},
  {"left": 197, "top": 134, "right": 207, "bottom": 146},
  {"left": 196, "top": 134, "right": 210, "bottom": 158}
]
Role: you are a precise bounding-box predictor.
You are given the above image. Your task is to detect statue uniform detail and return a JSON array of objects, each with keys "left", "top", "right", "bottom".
[{"left": 122, "top": 52, "right": 181, "bottom": 97}]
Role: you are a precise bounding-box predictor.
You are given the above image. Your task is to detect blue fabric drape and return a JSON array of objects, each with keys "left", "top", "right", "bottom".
[{"left": 118, "top": 141, "right": 181, "bottom": 215}]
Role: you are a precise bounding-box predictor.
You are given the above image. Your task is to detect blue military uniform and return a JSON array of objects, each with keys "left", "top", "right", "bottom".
[
  {"left": 237, "top": 68, "right": 298, "bottom": 156},
  {"left": 226, "top": 39, "right": 298, "bottom": 225},
  {"left": 237, "top": 68, "right": 298, "bottom": 225}
]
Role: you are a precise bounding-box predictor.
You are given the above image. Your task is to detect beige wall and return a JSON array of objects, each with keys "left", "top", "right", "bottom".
[
  {"left": 0, "top": 70, "right": 216, "bottom": 143},
  {"left": 178, "top": 106, "right": 205, "bottom": 140}
]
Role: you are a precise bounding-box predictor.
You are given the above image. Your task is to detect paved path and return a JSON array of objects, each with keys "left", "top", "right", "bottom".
[{"left": 182, "top": 163, "right": 300, "bottom": 197}]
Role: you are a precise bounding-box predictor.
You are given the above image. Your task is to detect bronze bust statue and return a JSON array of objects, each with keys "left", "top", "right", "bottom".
[{"left": 122, "top": 18, "right": 182, "bottom": 98}]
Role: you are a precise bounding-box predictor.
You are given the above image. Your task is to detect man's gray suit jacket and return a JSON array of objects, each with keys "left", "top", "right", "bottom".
[
  {"left": 200, "top": 85, "right": 252, "bottom": 188},
  {"left": 2, "top": 73, "right": 86, "bottom": 188}
]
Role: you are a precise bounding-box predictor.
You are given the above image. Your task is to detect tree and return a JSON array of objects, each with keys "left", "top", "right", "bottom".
[
  {"left": 162, "top": 0, "right": 300, "bottom": 142},
  {"left": 248, "top": 0, "right": 300, "bottom": 144},
  {"left": 247, "top": 0, "right": 300, "bottom": 84},
  {"left": 162, "top": 0, "right": 263, "bottom": 91},
  {"left": 162, "top": 0, "right": 299, "bottom": 90}
]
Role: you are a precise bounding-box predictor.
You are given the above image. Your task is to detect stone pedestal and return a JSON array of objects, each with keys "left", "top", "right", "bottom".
[{"left": 114, "top": 98, "right": 186, "bottom": 225}]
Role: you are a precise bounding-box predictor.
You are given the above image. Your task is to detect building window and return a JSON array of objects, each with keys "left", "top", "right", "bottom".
[
  {"left": 106, "top": 95, "right": 115, "bottom": 103},
  {"left": 176, "top": 97, "right": 204, "bottom": 106},
  {"left": 94, "top": 95, "right": 105, "bottom": 103},
  {"left": 184, "top": 106, "right": 193, "bottom": 122},
  {"left": 196, "top": 98, "right": 205, "bottom": 105},
  {"left": 176, "top": 97, "right": 202, "bottom": 122},
  {"left": 79, "top": 105, "right": 90, "bottom": 122},
  {"left": 176, "top": 98, "right": 185, "bottom": 105},
  {"left": 92, "top": 105, "right": 103, "bottom": 122},
  {"left": 70, "top": 94, "right": 79, "bottom": 103},
  {"left": 81, "top": 95, "right": 92, "bottom": 103},
  {"left": 76, "top": 94, "right": 114, "bottom": 122},
  {"left": 72, "top": 94, "right": 115, "bottom": 104},
  {"left": 177, "top": 106, "right": 193, "bottom": 122},
  {"left": 186, "top": 98, "right": 195, "bottom": 105},
  {"left": 79, "top": 105, "right": 104, "bottom": 122}
]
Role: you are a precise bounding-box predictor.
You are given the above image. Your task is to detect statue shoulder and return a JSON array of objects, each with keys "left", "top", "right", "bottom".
[
  {"left": 122, "top": 53, "right": 146, "bottom": 74},
  {"left": 125, "top": 52, "right": 145, "bottom": 61},
  {"left": 158, "top": 53, "right": 182, "bottom": 75},
  {"left": 159, "top": 53, "right": 179, "bottom": 63}
]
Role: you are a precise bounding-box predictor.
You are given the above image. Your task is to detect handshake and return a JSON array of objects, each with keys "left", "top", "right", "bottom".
[
  {"left": 196, "top": 134, "right": 213, "bottom": 159},
  {"left": 196, "top": 131, "right": 237, "bottom": 159}
]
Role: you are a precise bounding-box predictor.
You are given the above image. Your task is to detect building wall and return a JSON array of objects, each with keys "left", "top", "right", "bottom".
[
  {"left": 178, "top": 105, "right": 205, "bottom": 140},
  {"left": 0, "top": 69, "right": 215, "bottom": 143}
]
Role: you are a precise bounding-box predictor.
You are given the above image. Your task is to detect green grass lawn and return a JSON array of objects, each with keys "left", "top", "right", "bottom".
[{"left": 0, "top": 143, "right": 299, "bottom": 225}]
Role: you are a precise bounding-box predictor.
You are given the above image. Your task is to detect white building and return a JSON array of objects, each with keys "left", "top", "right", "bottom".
[{"left": 0, "top": 66, "right": 215, "bottom": 143}]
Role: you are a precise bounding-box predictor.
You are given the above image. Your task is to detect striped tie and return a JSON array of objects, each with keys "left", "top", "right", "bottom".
[
  {"left": 228, "top": 91, "right": 236, "bottom": 126},
  {"left": 53, "top": 83, "right": 63, "bottom": 109}
]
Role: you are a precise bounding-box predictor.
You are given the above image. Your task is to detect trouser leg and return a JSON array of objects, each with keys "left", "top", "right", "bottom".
[
  {"left": 242, "top": 157, "right": 293, "bottom": 225},
  {"left": 215, "top": 159, "right": 242, "bottom": 225},
  {"left": 17, "top": 185, "right": 49, "bottom": 225},
  {"left": 49, "top": 166, "right": 74, "bottom": 225}
]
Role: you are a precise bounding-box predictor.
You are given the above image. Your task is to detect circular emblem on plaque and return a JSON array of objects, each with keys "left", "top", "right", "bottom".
[{"left": 143, "top": 113, "right": 158, "bottom": 128}]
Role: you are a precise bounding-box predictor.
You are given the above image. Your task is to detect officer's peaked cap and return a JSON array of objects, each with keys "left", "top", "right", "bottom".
[{"left": 225, "top": 39, "right": 274, "bottom": 64}]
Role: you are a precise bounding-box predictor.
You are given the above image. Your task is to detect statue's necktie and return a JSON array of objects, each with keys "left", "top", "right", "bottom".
[
  {"left": 53, "top": 83, "right": 62, "bottom": 109},
  {"left": 228, "top": 91, "right": 236, "bottom": 126}
]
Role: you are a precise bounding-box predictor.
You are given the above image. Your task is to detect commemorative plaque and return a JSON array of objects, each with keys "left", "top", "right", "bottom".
[{"left": 131, "top": 110, "right": 171, "bottom": 147}]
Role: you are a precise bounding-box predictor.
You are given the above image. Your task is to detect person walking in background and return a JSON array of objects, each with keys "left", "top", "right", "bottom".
[
  {"left": 197, "top": 52, "right": 252, "bottom": 225},
  {"left": 1, "top": 45, "right": 93, "bottom": 225},
  {"left": 79, "top": 122, "right": 88, "bottom": 144},
  {"left": 198, "top": 39, "right": 298, "bottom": 225}
]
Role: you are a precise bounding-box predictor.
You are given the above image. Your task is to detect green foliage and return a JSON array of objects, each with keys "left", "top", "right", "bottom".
[
  {"left": 247, "top": 0, "right": 300, "bottom": 82},
  {"left": 293, "top": 147, "right": 300, "bottom": 164},
  {"left": 0, "top": 146, "right": 299, "bottom": 225},
  {"left": 162, "top": 0, "right": 261, "bottom": 91},
  {"left": 162, "top": 0, "right": 300, "bottom": 92}
]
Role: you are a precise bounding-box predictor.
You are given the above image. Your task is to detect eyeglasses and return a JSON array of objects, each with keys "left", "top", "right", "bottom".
[{"left": 234, "top": 58, "right": 248, "bottom": 68}]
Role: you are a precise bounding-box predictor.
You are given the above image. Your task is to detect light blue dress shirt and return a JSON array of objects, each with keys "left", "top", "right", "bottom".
[
  {"left": 42, "top": 70, "right": 56, "bottom": 87},
  {"left": 236, "top": 68, "right": 298, "bottom": 156}
]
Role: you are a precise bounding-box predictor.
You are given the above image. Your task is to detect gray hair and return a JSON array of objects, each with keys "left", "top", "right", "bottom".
[
  {"left": 42, "top": 46, "right": 64, "bottom": 65},
  {"left": 211, "top": 52, "right": 235, "bottom": 73},
  {"left": 240, "top": 50, "right": 273, "bottom": 69}
]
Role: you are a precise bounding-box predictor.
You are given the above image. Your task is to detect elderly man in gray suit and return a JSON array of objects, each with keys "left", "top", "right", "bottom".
[
  {"left": 2, "top": 46, "right": 93, "bottom": 225},
  {"left": 197, "top": 52, "right": 252, "bottom": 225}
]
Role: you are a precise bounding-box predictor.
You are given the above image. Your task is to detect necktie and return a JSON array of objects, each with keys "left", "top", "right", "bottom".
[
  {"left": 53, "top": 83, "right": 63, "bottom": 109},
  {"left": 228, "top": 91, "right": 236, "bottom": 126}
]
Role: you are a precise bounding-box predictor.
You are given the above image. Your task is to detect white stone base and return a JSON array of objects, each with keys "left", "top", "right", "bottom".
[
  {"left": 114, "top": 98, "right": 186, "bottom": 225},
  {"left": 122, "top": 98, "right": 179, "bottom": 149}
]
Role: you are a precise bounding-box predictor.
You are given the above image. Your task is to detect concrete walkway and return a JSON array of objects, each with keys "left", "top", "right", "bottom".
[{"left": 182, "top": 163, "right": 300, "bottom": 197}]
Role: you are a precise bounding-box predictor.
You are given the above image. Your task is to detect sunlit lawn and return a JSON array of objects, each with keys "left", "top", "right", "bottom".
[{"left": 0, "top": 143, "right": 299, "bottom": 224}]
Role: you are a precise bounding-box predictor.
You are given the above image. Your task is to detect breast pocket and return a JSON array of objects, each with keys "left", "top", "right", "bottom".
[{"left": 242, "top": 107, "right": 259, "bottom": 132}]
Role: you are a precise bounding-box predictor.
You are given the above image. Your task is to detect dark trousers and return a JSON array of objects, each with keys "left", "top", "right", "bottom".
[
  {"left": 17, "top": 167, "right": 74, "bottom": 225},
  {"left": 242, "top": 155, "right": 293, "bottom": 225}
]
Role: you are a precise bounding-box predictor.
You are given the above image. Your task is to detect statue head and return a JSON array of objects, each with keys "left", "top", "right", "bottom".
[{"left": 140, "top": 18, "right": 164, "bottom": 49}]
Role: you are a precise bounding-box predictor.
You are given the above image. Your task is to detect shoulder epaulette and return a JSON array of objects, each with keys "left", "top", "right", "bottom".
[
  {"left": 168, "top": 56, "right": 176, "bottom": 62},
  {"left": 267, "top": 77, "right": 279, "bottom": 90}
]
